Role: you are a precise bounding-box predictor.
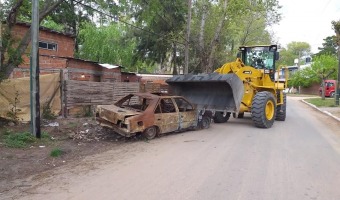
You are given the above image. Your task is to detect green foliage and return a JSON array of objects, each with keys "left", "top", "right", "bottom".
[
  {"left": 41, "top": 16, "right": 64, "bottom": 32},
  {"left": 305, "top": 98, "right": 339, "bottom": 107},
  {"left": 311, "top": 54, "right": 338, "bottom": 79},
  {"left": 77, "top": 23, "right": 137, "bottom": 71},
  {"left": 4, "top": 131, "right": 36, "bottom": 148},
  {"left": 2, "top": 130, "right": 51, "bottom": 148},
  {"left": 277, "top": 41, "right": 311, "bottom": 66},
  {"left": 42, "top": 103, "right": 57, "bottom": 120},
  {"left": 1, "top": 0, "right": 282, "bottom": 77},
  {"left": 50, "top": 148, "right": 63, "bottom": 157},
  {"left": 289, "top": 54, "right": 338, "bottom": 87},
  {"left": 315, "top": 36, "right": 337, "bottom": 57}
]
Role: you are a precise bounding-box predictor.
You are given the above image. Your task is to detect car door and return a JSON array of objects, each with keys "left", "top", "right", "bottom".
[
  {"left": 173, "top": 97, "right": 197, "bottom": 129},
  {"left": 153, "top": 98, "right": 179, "bottom": 134}
]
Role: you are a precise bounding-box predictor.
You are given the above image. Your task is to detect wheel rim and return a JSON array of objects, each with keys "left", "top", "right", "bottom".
[
  {"left": 265, "top": 100, "right": 274, "bottom": 120},
  {"left": 145, "top": 127, "right": 156, "bottom": 138}
]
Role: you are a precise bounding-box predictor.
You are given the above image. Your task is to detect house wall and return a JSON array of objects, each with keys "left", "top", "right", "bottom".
[
  {"left": 121, "top": 73, "right": 140, "bottom": 82},
  {"left": 67, "top": 60, "right": 121, "bottom": 82},
  {"left": 11, "top": 24, "right": 75, "bottom": 59},
  {"left": 10, "top": 24, "right": 75, "bottom": 78},
  {"left": 10, "top": 24, "right": 123, "bottom": 82}
]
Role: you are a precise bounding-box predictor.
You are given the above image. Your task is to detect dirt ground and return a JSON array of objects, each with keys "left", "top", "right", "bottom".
[
  {"left": 1, "top": 96, "right": 340, "bottom": 195},
  {"left": 0, "top": 117, "right": 144, "bottom": 193}
]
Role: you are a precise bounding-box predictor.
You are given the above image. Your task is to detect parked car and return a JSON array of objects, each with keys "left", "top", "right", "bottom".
[
  {"left": 319, "top": 80, "right": 336, "bottom": 97},
  {"left": 96, "top": 93, "right": 212, "bottom": 139}
]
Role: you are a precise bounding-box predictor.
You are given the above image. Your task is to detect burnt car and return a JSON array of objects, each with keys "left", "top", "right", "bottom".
[{"left": 96, "top": 93, "right": 212, "bottom": 139}]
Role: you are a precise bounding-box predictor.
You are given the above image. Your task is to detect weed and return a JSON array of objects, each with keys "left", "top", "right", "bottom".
[
  {"left": 42, "top": 103, "right": 56, "bottom": 120},
  {"left": 41, "top": 131, "right": 50, "bottom": 139},
  {"left": 6, "top": 90, "right": 22, "bottom": 123},
  {"left": 4, "top": 132, "right": 36, "bottom": 148},
  {"left": 83, "top": 106, "right": 93, "bottom": 117},
  {"left": 50, "top": 148, "right": 63, "bottom": 157}
]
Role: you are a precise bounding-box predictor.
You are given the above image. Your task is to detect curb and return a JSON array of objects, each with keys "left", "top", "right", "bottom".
[{"left": 301, "top": 99, "right": 340, "bottom": 122}]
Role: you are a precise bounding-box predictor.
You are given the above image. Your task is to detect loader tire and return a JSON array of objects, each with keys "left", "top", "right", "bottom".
[
  {"left": 251, "top": 91, "right": 276, "bottom": 128},
  {"left": 275, "top": 93, "right": 286, "bottom": 121},
  {"left": 213, "top": 112, "right": 230, "bottom": 123}
]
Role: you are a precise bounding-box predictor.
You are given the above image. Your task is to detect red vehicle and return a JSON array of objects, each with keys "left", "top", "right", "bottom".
[{"left": 319, "top": 80, "right": 336, "bottom": 97}]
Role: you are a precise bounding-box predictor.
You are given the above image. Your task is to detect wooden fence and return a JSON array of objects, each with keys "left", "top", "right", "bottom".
[{"left": 62, "top": 81, "right": 140, "bottom": 117}]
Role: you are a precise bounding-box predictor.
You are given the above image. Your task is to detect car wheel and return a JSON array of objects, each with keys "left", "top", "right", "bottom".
[
  {"left": 142, "top": 126, "right": 158, "bottom": 140},
  {"left": 330, "top": 92, "right": 335, "bottom": 98},
  {"left": 201, "top": 116, "right": 211, "bottom": 129}
]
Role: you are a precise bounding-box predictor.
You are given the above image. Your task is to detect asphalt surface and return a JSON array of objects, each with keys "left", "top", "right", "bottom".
[{"left": 3, "top": 96, "right": 340, "bottom": 200}]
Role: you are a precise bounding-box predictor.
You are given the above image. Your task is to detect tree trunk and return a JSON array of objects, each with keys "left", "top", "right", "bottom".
[
  {"left": 172, "top": 42, "right": 178, "bottom": 75},
  {"left": 198, "top": 1, "right": 208, "bottom": 73},
  {"left": 184, "top": 0, "right": 192, "bottom": 74},
  {"left": 206, "top": 0, "right": 228, "bottom": 73}
]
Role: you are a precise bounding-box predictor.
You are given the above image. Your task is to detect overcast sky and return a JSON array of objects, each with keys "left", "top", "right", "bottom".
[{"left": 271, "top": 0, "right": 340, "bottom": 53}]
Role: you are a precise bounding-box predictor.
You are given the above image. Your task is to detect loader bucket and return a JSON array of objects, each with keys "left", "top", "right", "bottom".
[{"left": 166, "top": 73, "right": 244, "bottom": 112}]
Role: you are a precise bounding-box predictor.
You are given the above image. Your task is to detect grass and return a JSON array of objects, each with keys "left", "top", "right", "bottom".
[
  {"left": 4, "top": 131, "right": 36, "bottom": 148},
  {"left": 50, "top": 148, "right": 63, "bottom": 157},
  {"left": 304, "top": 97, "right": 340, "bottom": 107},
  {"left": 1, "top": 129, "right": 52, "bottom": 148}
]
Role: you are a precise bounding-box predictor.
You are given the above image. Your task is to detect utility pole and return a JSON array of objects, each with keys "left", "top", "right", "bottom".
[
  {"left": 0, "top": 1, "right": 2, "bottom": 71},
  {"left": 30, "top": 0, "right": 41, "bottom": 138},
  {"left": 0, "top": 21, "right": 2, "bottom": 71},
  {"left": 333, "top": 20, "right": 340, "bottom": 105},
  {"left": 184, "top": 0, "right": 192, "bottom": 74}
]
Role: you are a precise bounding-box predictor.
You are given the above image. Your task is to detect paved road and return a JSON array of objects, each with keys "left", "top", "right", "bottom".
[{"left": 4, "top": 97, "right": 340, "bottom": 200}]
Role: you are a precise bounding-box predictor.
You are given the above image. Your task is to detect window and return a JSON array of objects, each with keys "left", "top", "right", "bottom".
[
  {"left": 174, "top": 98, "right": 193, "bottom": 112},
  {"left": 159, "top": 98, "right": 176, "bottom": 113},
  {"left": 39, "top": 41, "right": 58, "bottom": 51}
]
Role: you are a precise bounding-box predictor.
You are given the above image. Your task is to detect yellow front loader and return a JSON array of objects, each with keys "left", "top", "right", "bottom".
[{"left": 167, "top": 45, "right": 287, "bottom": 128}]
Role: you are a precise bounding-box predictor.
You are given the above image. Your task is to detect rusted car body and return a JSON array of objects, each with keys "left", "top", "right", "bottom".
[{"left": 96, "top": 93, "right": 211, "bottom": 139}]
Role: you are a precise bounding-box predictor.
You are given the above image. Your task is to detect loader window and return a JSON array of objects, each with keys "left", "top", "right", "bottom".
[{"left": 245, "top": 47, "right": 275, "bottom": 70}]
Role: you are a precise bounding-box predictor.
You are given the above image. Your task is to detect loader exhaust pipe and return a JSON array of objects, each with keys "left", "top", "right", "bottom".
[{"left": 166, "top": 73, "right": 244, "bottom": 112}]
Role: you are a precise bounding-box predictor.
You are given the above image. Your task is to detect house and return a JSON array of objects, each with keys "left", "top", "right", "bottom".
[{"left": 9, "top": 22, "right": 122, "bottom": 82}]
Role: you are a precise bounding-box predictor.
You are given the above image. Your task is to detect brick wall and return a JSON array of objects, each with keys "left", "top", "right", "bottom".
[
  {"left": 121, "top": 72, "right": 140, "bottom": 82},
  {"left": 300, "top": 83, "right": 320, "bottom": 95},
  {"left": 10, "top": 24, "right": 74, "bottom": 76},
  {"left": 67, "top": 59, "right": 122, "bottom": 82},
  {"left": 9, "top": 24, "right": 123, "bottom": 82},
  {"left": 11, "top": 24, "right": 75, "bottom": 58}
]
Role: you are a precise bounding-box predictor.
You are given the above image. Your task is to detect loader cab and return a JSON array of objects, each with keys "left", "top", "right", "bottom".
[{"left": 238, "top": 45, "right": 279, "bottom": 80}]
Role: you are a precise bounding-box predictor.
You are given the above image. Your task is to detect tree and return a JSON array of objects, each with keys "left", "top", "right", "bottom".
[
  {"left": 0, "top": 0, "right": 64, "bottom": 81},
  {"left": 77, "top": 22, "right": 137, "bottom": 71},
  {"left": 311, "top": 54, "right": 338, "bottom": 99},
  {"left": 190, "top": 0, "right": 281, "bottom": 73},
  {"left": 289, "top": 54, "right": 338, "bottom": 99},
  {"left": 315, "top": 36, "right": 337, "bottom": 57},
  {"left": 132, "top": 0, "right": 187, "bottom": 74},
  {"left": 277, "top": 41, "right": 311, "bottom": 66}
]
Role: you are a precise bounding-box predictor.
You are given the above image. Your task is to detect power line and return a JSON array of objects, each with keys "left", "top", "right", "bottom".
[{"left": 72, "top": 0, "right": 186, "bottom": 46}]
